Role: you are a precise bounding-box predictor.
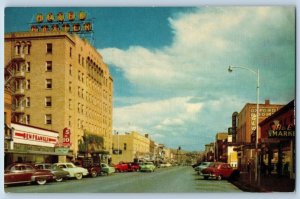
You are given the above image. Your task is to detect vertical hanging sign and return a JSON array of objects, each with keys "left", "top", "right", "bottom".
[{"left": 63, "top": 127, "right": 71, "bottom": 146}]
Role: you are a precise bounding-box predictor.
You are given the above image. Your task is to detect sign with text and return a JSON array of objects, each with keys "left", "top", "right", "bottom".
[
  {"left": 268, "top": 130, "right": 295, "bottom": 138},
  {"left": 63, "top": 128, "right": 71, "bottom": 146}
]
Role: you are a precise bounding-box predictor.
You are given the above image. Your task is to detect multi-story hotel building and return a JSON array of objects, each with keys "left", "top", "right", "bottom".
[
  {"left": 4, "top": 31, "right": 113, "bottom": 162},
  {"left": 111, "top": 131, "right": 151, "bottom": 164}
]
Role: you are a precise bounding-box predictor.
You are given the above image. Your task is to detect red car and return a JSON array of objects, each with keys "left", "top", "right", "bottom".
[
  {"left": 201, "top": 162, "right": 239, "bottom": 180},
  {"left": 4, "top": 163, "right": 55, "bottom": 185},
  {"left": 114, "top": 162, "right": 140, "bottom": 172}
]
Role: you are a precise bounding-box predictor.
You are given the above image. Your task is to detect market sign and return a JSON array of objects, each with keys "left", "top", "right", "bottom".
[{"left": 268, "top": 130, "right": 295, "bottom": 138}]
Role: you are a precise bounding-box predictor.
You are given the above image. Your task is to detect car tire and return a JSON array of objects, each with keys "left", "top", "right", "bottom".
[
  {"left": 55, "top": 177, "right": 63, "bottom": 182},
  {"left": 36, "top": 178, "right": 47, "bottom": 185},
  {"left": 91, "top": 171, "right": 97, "bottom": 178},
  {"left": 217, "top": 175, "right": 222, "bottom": 181},
  {"left": 75, "top": 173, "right": 83, "bottom": 180}
]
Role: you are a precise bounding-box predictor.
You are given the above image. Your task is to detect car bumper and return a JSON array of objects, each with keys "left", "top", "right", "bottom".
[{"left": 201, "top": 173, "right": 216, "bottom": 177}]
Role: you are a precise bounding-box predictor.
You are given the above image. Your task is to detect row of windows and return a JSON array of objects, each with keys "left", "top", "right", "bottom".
[{"left": 18, "top": 114, "right": 51, "bottom": 125}]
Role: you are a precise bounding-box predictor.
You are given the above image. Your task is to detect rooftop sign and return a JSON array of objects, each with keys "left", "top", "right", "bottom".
[{"left": 30, "top": 11, "right": 93, "bottom": 34}]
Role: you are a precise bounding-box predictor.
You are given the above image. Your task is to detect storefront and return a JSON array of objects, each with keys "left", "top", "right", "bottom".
[
  {"left": 259, "top": 100, "right": 295, "bottom": 179},
  {"left": 4, "top": 123, "right": 65, "bottom": 167}
]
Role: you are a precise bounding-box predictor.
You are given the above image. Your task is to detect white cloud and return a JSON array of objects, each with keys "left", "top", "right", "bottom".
[
  {"left": 113, "top": 96, "right": 202, "bottom": 134},
  {"left": 100, "top": 7, "right": 294, "bottom": 101},
  {"left": 99, "top": 7, "right": 294, "bottom": 150}
]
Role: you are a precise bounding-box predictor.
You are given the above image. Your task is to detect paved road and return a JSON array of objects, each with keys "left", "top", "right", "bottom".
[{"left": 5, "top": 166, "right": 242, "bottom": 193}]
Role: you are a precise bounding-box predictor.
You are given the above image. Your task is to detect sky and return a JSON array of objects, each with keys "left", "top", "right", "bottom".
[{"left": 4, "top": 7, "right": 295, "bottom": 151}]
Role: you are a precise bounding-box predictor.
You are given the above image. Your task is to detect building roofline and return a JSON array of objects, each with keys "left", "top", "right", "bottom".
[{"left": 259, "top": 100, "right": 295, "bottom": 126}]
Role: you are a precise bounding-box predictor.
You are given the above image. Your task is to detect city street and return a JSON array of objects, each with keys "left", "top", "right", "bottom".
[{"left": 5, "top": 166, "right": 242, "bottom": 193}]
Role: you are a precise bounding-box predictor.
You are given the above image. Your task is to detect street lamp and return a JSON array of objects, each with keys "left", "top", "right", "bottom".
[{"left": 228, "top": 65, "right": 260, "bottom": 185}]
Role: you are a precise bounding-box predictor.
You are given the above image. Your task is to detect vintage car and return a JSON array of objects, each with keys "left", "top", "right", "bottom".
[
  {"left": 140, "top": 162, "right": 156, "bottom": 172},
  {"left": 80, "top": 157, "right": 102, "bottom": 177},
  {"left": 114, "top": 162, "right": 129, "bottom": 172},
  {"left": 194, "top": 162, "right": 213, "bottom": 175},
  {"left": 53, "top": 162, "right": 89, "bottom": 180},
  {"left": 4, "top": 163, "right": 55, "bottom": 185},
  {"left": 35, "top": 163, "right": 70, "bottom": 182},
  {"left": 201, "top": 162, "right": 239, "bottom": 180},
  {"left": 100, "top": 163, "right": 115, "bottom": 175},
  {"left": 128, "top": 162, "right": 140, "bottom": 171}
]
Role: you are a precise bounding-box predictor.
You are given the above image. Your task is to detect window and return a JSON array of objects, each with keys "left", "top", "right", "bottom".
[
  {"left": 26, "top": 97, "right": 30, "bottom": 107},
  {"left": 46, "top": 61, "right": 52, "bottom": 71},
  {"left": 26, "top": 80, "right": 30, "bottom": 90},
  {"left": 82, "top": 57, "right": 84, "bottom": 66},
  {"left": 27, "top": 45, "right": 31, "bottom": 54},
  {"left": 69, "top": 116, "right": 72, "bottom": 127},
  {"left": 69, "top": 99, "right": 72, "bottom": 110},
  {"left": 26, "top": 62, "right": 30, "bottom": 72},
  {"left": 46, "top": 43, "right": 52, "bottom": 54},
  {"left": 25, "top": 115, "right": 30, "bottom": 125},
  {"left": 45, "top": 96, "right": 52, "bottom": 107},
  {"left": 45, "top": 114, "right": 52, "bottom": 124},
  {"left": 78, "top": 54, "right": 81, "bottom": 64},
  {"left": 70, "top": 47, "right": 72, "bottom": 58},
  {"left": 78, "top": 70, "right": 81, "bottom": 81},
  {"left": 69, "top": 81, "right": 72, "bottom": 92},
  {"left": 78, "top": 103, "right": 80, "bottom": 113},
  {"left": 82, "top": 73, "right": 84, "bottom": 83},
  {"left": 45, "top": 79, "right": 52, "bottom": 89},
  {"left": 69, "top": 64, "right": 72, "bottom": 76},
  {"left": 15, "top": 45, "right": 21, "bottom": 55},
  {"left": 124, "top": 143, "right": 127, "bottom": 150}
]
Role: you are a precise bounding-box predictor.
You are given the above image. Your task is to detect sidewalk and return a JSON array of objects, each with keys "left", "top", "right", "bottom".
[{"left": 230, "top": 172, "right": 295, "bottom": 192}]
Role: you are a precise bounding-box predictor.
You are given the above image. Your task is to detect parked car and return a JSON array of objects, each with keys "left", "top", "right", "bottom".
[
  {"left": 35, "top": 163, "right": 70, "bottom": 182},
  {"left": 100, "top": 163, "right": 115, "bottom": 175},
  {"left": 114, "top": 162, "right": 129, "bottom": 172},
  {"left": 201, "top": 162, "right": 239, "bottom": 180},
  {"left": 4, "top": 163, "right": 55, "bottom": 185},
  {"left": 53, "top": 162, "right": 89, "bottom": 180},
  {"left": 81, "top": 157, "right": 102, "bottom": 177},
  {"left": 194, "top": 162, "right": 213, "bottom": 174},
  {"left": 140, "top": 162, "right": 156, "bottom": 172},
  {"left": 160, "top": 162, "right": 172, "bottom": 168},
  {"left": 128, "top": 162, "right": 140, "bottom": 171},
  {"left": 192, "top": 162, "right": 201, "bottom": 168}
]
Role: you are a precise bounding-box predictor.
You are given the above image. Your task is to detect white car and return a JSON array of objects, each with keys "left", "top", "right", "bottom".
[{"left": 53, "top": 163, "right": 89, "bottom": 180}]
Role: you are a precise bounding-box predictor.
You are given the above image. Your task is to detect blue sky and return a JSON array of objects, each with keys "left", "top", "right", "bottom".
[{"left": 5, "top": 7, "right": 295, "bottom": 151}]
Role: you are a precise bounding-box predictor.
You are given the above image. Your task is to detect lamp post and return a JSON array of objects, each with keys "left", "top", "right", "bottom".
[{"left": 228, "top": 65, "right": 260, "bottom": 185}]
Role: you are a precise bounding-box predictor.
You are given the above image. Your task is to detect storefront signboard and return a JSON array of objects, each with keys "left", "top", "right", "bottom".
[{"left": 268, "top": 130, "right": 295, "bottom": 138}]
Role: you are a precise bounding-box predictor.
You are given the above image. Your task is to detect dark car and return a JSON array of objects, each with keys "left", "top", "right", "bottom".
[
  {"left": 128, "top": 162, "right": 140, "bottom": 172},
  {"left": 81, "top": 157, "right": 101, "bottom": 177},
  {"left": 201, "top": 162, "right": 240, "bottom": 180},
  {"left": 35, "top": 163, "right": 70, "bottom": 182},
  {"left": 5, "top": 163, "right": 55, "bottom": 185}
]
